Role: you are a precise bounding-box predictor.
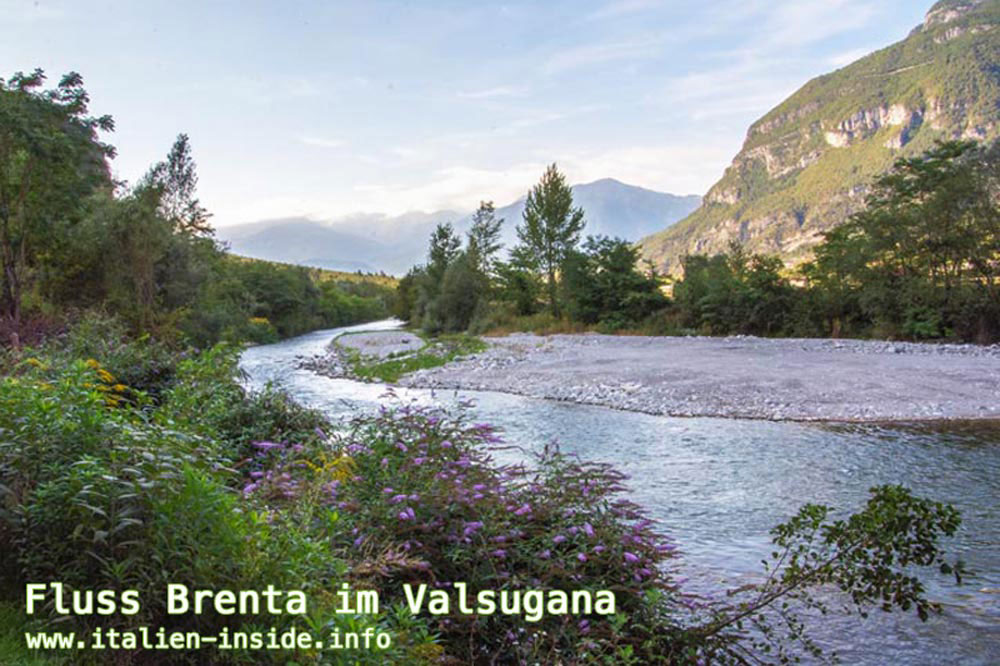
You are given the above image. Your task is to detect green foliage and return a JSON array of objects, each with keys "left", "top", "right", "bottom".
[
  {"left": 641, "top": 1, "right": 1000, "bottom": 272},
  {"left": 801, "top": 139, "right": 1000, "bottom": 342},
  {"left": 673, "top": 241, "right": 796, "bottom": 336},
  {"left": 0, "top": 70, "right": 114, "bottom": 330},
  {"left": 0, "top": 319, "right": 967, "bottom": 664},
  {"left": 665, "top": 140, "right": 1000, "bottom": 343},
  {"left": 466, "top": 201, "right": 504, "bottom": 277},
  {"left": 562, "top": 236, "right": 668, "bottom": 330},
  {"left": 514, "top": 163, "right": 585, "bottom": 316},
  {"left": 338, "top": 332, "right": 486, "bottom": 383},
  {"left": 692, "top": 485, "right": 964, "bottom": 664},
  {"left": 0, "top": 69, "right": 388, "bottom": 349}
]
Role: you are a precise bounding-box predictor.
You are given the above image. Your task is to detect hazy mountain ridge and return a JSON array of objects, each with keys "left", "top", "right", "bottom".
[
  {"left": 638, "top": 0, "right": 1000, "bottom": 274},
  {"left": 219, "top": 179, "right": 700, "bottom": 275}
]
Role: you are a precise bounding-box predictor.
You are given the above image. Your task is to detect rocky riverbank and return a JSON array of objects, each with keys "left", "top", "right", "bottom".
[{"left": 303, "top": 330, "right": 1000, "bottom": 422}]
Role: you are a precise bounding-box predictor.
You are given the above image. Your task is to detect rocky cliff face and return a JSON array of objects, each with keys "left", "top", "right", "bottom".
[{"left": 639, "top": 0, "right": 1000, "bottom": 274}]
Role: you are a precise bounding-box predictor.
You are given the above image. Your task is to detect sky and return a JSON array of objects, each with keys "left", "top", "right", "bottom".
[{"left": 3, "top": 0, "right": 932, "bottom": 227}]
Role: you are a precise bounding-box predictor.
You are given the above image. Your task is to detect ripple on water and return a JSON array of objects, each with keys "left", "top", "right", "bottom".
[{"left": 241, "top": 323, "right": 1000, "bottom": 666}]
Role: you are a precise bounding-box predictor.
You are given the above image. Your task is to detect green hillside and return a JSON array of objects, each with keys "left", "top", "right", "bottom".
[{"left": 639, "top": 0, "right": 1000, "bottom": 274}]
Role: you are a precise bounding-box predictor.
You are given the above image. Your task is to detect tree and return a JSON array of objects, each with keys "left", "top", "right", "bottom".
[
  {"left": 417, "top": 222, "right": 461, "bottom": 332},
  {"left": 436, "top": 252, "right": 489, "bottom": 332},
  {"left": 815, "top": 139, "right": 1000, "bottom": 340},
  {"left": 562, "top": 236, "right": 667, "bottom": 329},
  {"left": 514, "top": 164, "right": 585, "bottom": 316},
  {"left": 140, "top": 133, "right": 212, "bottom": 235},
  {"left": 0, "top": 70, "right": 114, "bottom": 338},
  {"left": 466, "top": 201, "right": 503, "bottom": 277}
]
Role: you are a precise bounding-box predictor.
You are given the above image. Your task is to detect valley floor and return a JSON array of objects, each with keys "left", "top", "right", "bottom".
[{"left": 387, "top": 333, "right": 1000, "bottom": 422}]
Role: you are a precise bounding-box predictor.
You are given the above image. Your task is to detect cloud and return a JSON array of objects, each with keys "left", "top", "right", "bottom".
[
  {"left": 562, "top": 142, "right": 736, "bottom": 197},
  {"left": 348, "top": 162, "right": 550, "bottom": 216},
  {"left": 585, "top": 0, "right": 663, "bottom": 21},
  {"left": 298, "top": 135, "right": 344, "bottom": 149},
  {"left": 543, "top": 38, "right": 663, "bottom": 75},
  {"left": 456, "top": 86, "right": 525, "bottom": 100},
  {"left": 760, "top": 0, "right": 879, "bottom": 47}
]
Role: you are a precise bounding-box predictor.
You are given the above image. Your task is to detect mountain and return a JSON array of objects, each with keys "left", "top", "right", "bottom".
[
  {"left": 218, "top": 179, "right": 700, "bottom": 275},
  {"left": 639, "top": 0, "right": 1000, "bottom": 275},
  {"left": 218, "top": 211, "right": 461, "bottom": 274},
  {"left": 481, "top": 178, "right": 700, "bottom": 251}
]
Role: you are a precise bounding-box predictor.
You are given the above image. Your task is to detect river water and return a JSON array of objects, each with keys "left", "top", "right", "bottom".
[{"left": 240, "top": 320, "right": 999, "bottom": 665}]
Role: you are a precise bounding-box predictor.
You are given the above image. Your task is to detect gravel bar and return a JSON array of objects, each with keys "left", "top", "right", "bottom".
[{"left": 389, "top": 333, "right": 1000, "bottom": 422}]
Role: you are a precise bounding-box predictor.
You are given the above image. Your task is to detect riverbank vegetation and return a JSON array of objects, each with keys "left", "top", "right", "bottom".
[
  {"left": 0, "top": 69, "right": 971, "bottom": 664},
  {"left": 396, "top": 140, "right": 1000, "bottom": 343},
  {"left": 0, "top": 70, "right": 392, "bottom": 350},
  {"left": 335, "top": 331, "right": 486, "bottom": 382},
  {"left": 0, "top": 319, "right": 967, "bottom": 664}
]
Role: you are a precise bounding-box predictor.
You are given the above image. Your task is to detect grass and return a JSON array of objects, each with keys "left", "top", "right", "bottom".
[
  {"left": 337, "top": 331, "right": 487, "bottom": 382},
  {"left": 0, "top": 602, "right": 65, "bottom": 666}
]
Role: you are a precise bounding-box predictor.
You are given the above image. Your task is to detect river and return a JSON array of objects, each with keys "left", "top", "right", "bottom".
[{"left": 240, "top": 320, "right": 1000, "bottom": 665}]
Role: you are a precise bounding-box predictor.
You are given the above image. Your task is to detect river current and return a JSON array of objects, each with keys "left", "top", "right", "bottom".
[{"left": 240, "top": 320, "right": 999, "bottom": 665}]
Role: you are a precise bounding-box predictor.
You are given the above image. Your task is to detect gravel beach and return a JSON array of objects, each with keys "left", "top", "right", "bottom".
[
  {"left": 302, "top": 330, "right": 1000, "bottom": 422},
  {"left": 394, "top": 333, "right": 1000, "bottom": 422}
]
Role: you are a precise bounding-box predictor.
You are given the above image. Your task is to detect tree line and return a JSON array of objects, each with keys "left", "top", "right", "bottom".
[
  {"left": 397, "top": 140, "right": 1000, "bottom": 343},
  {"left": 393, "top": 164, "right": 668, "bottom": 334},
  {"left": 0, "top": 70, "right": 392, "bottom": 347}
]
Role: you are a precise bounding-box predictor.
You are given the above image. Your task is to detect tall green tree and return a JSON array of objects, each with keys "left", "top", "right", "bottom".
[
  {"left": 0, "top": 70, "right": 113, "bottom": 337},
  {"left": 140, "top": 133, "right": 212, "bottom": 235},
  {"left": 418, "top": 222, "right": 461, "bottom": 332},
  {"left": 466, "top": 200, "right": 503, "bottom": 277},
  {"left": 811, "top": 139, "right": 1000, "bottom": 340},
  {"left": 562, "top": 236, "right": 667, "bottom": 329},
  {"left": 514, "top": 164, "right": 585, "bottom": 316}
]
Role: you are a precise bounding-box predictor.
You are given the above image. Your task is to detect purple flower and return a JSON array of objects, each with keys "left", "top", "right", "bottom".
[
  {"left": 624, "top": 551, "right": 640, "bottom": 564},
  {"left": 440, "top": 440, "right": 452, "bottom": 448},
  {"left": 553, "top": 535, "right": 567, "bottom": 544},
  {"left": 491, "top": 549, "right": 507, "bottom": 559},
  {"left": 538, "top": 549, "right": 551, "bottom": 559},
  {"left": 252, "top": 441, "right": 281, "bottom": 450},
  {"left": 513, "top": 504, "right": 531, "bottom": 516},
  {"left": 577, "top": 552, "right": 588, "bottom": 562},
  {"left": 582, "top": 522, "right": 595, "bottom": 538}
]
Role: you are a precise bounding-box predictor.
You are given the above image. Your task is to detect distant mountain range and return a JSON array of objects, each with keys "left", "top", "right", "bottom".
[
  {"left": 639, "top": 0, "right": 1000, "bottom": 274},
  {"left": 217, "top": 179, "right": 700, "bottom": 275}
]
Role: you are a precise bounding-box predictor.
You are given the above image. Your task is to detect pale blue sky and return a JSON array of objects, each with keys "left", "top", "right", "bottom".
[{"left": 3, "top": 0, "right": 931, "bottom": 226}]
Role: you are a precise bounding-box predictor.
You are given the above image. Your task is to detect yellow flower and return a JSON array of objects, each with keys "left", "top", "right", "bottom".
[{"left": 85, "top": 359, "right": 101, "bottom": 369}]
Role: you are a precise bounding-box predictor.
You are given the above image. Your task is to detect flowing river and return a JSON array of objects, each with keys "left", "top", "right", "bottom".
[{"left": 240, "top": 320, "right": 1000, "bottom": 665}]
